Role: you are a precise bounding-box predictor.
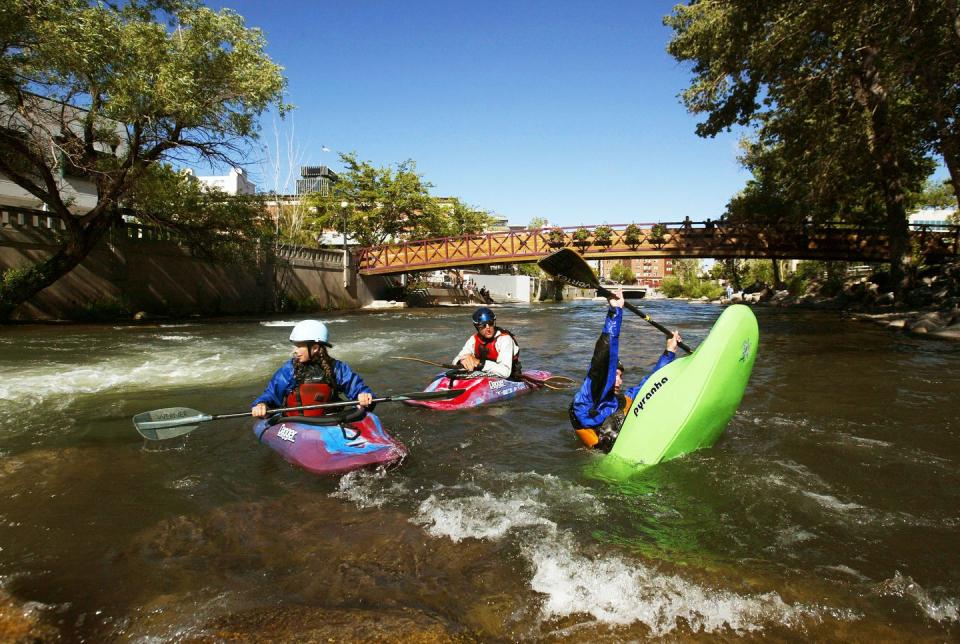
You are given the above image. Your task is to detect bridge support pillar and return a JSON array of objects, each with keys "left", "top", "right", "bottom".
[{"left": 543, "top": 278, "right": 563, "bottom": 302}]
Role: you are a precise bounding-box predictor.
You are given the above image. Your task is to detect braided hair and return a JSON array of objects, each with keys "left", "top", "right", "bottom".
[{"left": 293, "top": 343, "right": 337, "bottom": 385}]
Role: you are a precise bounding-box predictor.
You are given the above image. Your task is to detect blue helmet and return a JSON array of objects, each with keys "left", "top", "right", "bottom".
[{"left": 471, "top": 306, "right": 496, "bottom": 325}]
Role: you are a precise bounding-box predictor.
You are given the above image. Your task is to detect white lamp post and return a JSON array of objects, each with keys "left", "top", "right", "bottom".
[{"left": 341, "top": 200, "right": 349, "bottom": 287}]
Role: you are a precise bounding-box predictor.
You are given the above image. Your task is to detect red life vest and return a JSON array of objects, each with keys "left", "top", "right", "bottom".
[
  {"left": 286, "top": 380, "right": 335, "bottom": 417},
  {"left": 472, "top": 327, "right": 522, "bottom": 380}
]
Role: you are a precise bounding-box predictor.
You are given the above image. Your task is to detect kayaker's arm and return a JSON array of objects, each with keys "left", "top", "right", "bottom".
[
  {"left": 479, "top": 333, "right": 515, "bottom": 379},
  {"left": 251, "top": 361, "right": 294, "bottom": 409},
  {"left": 453, "top": 337, "right": 478, "bottom": 370},
  {"left": 623, "top": 333, "right": 680, "bottom": 400},
  {"left": 334, "top": 360, "right": 376, "bottom": 410}
]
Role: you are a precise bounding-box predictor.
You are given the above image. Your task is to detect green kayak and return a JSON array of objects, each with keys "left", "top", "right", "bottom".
[{"left": 607, "top": 304, "right": 759, "bottom": 467}]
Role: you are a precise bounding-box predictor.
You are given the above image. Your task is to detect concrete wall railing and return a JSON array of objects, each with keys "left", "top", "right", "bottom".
[{"left": 0, "top": 206, "right": 387, "bottom": 320}]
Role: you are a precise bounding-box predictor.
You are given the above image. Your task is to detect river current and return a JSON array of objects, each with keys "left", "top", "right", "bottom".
[{"left": 0, "top": 300, "right": 958, "bottom": 640}]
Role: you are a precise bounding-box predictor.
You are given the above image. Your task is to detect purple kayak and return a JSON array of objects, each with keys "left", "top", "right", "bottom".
[
  {"left": 253, "top": 411, "right": 407, "bottom": 475},
  {"left": 403, "top": 370, "right": 553, "bottom": 410}
]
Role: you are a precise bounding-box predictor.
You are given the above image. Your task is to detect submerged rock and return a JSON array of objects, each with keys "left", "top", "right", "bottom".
[
  {"left": 187, "top": 605, "right": 474, "bottom": 643},
  {"left": 0, "top": 588, "right": 59, "bottom": 642}
]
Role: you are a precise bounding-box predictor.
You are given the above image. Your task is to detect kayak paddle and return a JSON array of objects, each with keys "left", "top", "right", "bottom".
[
  {"left": 537, "top": 248, "right": 693, "bottom": 354},
  {"left": 133, "top": 389, "right": 467, "bottom": 441},
  {"left": 390, "top": 356, "right": 576, "bottom": 389}
]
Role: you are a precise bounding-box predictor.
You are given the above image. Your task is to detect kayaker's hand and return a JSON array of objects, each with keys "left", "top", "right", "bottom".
[
  {"left": 460, "top": 355, "right": 480, "bottom": 371},
  {"left": 609, "top": 289, "right": 625, "bottom": 309},
  {"left": 666, "top": 331, "right": 681, "bottom": 354},
  {"left": 252, "top": 403, "right": 267, "bottom": 418},
  {"left": 357, "top": 392, "right": 373, "bottom": 408}
]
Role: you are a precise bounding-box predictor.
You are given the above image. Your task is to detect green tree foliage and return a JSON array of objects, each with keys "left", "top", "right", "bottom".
[
  {"left": 660, "top": 275, "right": 723, "bottom": 300},
  {"left": 666, "top": 1, "right": 958, "bottom": 287},
  {"left": 515, "top": 263, "right": 542, "bottom": 277},
  {"left": 439, "top": 198, "right": 493, "bottom": 237},
  {"left": 0, "top": 0, "right": 286, "bottom": 319},
  {"left": 126, "top": 164, "right": 270, "bottom": 260},
  {"left": 909, "top": 178, "right": 957, "bottom": 211},
  {"left": 528, "top": 216, "right": 549, "bottom": 229},
  {"left": 304, "top": 153, "right": 489, "bottom": 247},
  {"left": 609, "top": 262, "right": 635, "bottom": 284}
]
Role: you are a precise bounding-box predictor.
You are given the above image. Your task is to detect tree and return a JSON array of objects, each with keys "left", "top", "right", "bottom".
[
  {"left": 666, "top": 1, "right": 954, "bottom": 288},
  {"left": 672, "top": 258, "right": 701, "bottom": 283},
  {"left": 515, "top": 263, "right": 542, "bottom": 278},
  {"left": 126, "top": 164, "right": 270, "bottom": 258},
  {"left": 306, "top": 152, "right": 435, "bottom": 247},
  {"left": 260, "top": 118, "right": 314, "bottom": 247},
  {"left": 439, "top": 198, "right": 492, "bottom": 237},
  {"left": 909, "top": 178, "right": 957, "bottom": 211},
  {"left": 528, "top": 216, "right": 548, "bottom": 230},
  {"left": 0, "top": 0, "right": 286, "bottom": 319},
  {"left": 609, "top": 262, "right": 635, "bottom": 284}
]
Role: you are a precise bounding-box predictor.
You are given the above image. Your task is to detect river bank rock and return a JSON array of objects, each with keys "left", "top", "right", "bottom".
[
  {"left": 0, "top": 588, "right": 59, "bottom": 642},
  {"left": 733, "top": 258, "right": 960, "bottom": 342}
]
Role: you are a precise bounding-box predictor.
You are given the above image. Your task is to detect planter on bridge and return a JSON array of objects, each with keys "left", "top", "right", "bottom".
[
  {"left": 547, "top": 228, "right": 566, "bottom": 248},
  {"left": 572, "top": 227, "right": 591, "bottom": 250},
  {"left": 594, "top": 225, "right": 614, "bottom": 247},
  {"left": 624, "top": 224, "right": 643, "bottom": 249}
]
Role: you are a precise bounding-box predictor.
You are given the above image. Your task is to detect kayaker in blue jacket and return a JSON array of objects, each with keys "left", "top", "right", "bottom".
[
  {"left": 569, "top": 290, "right": 681, "bottom": 452},
  {"left": 251, "top": 319, "right": 374, "bottom": 418}
]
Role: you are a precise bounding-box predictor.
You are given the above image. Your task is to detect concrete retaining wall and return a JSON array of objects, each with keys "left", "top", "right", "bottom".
[{"left": 0, "top": 209, "right": 388, "bottom": 320}]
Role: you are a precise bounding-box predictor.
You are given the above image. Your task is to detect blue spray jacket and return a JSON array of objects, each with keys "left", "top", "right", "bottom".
[
  {"left": 252, "top": 358, "right": 375, "bottom": 409},
  {"left": 570, "top": 306, "right": 676, "bottom": 429}
]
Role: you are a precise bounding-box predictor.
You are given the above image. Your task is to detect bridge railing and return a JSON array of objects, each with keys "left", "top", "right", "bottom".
[{"left": 356, "top": 221, "right": 959, "bottom": 275}]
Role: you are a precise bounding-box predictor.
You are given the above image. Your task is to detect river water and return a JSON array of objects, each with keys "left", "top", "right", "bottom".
[{"left": 0, "top": 300, "right": 958, "bottom": 641}]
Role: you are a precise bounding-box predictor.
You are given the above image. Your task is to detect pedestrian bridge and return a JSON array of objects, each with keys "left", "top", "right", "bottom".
[{"left": 356, "top": 221, "right": 960, "bottom": 275}]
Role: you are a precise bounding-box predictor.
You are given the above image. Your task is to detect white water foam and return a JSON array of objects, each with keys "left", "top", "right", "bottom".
[
  {"left": 801, "top": 491, "right": 866, "bottom": 513},
  {"left": 0, "top": 343, "right": 268, "bottom": 414},
  {"left": 259, "top": 318, "right": 350, "bottom": 327},
  {"left": 527, "top": 533, "right": 831, "bottom": 635},
  {"left": 876, "top": 572, "right": 960, "bottom": 624},
  {"left": 409, "top": 469, "right": 603, "bottom": 542},
  {"left": 414, "top": 491, "right": 556, "bottom": 542},
  {"left": 332, "top": 468, "right": 411, "bottom": 509},
  {"left": 402, "top": 468, "right": 848, "bottom": 635}
]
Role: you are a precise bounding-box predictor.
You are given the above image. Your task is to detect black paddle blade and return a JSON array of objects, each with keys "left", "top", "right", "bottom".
[{"left": 538, "top": 248, "right": 599, "bottom": 289}]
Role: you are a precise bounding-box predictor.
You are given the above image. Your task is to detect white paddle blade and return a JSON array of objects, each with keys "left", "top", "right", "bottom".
[{"left": 133, "top": 407, "right": 211, "bottom": 441}]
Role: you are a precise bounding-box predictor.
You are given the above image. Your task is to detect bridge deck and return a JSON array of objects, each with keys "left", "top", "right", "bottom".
[{"left": 356, "top": 222, "right": 960, "bottom": 275}]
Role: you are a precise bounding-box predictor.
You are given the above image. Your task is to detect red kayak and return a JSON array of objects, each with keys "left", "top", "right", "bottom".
[{"left": 403, "top": 370, "right": 553, "bottom": 410}]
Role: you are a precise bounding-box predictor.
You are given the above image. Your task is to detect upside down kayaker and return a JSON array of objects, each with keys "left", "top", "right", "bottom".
[{"left": 570, "top": 290, "right": 681, "bottom": 452}]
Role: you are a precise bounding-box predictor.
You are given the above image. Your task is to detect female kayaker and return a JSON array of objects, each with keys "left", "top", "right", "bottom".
[
  {"left": 569, "top": 290, "right": 681, "bottom": 452},
  {"left": 251, "top": 319, "right": 374, "bottom": 418},
  {"left": 453, "top": 306, "right": 523, "bottom": 380}
]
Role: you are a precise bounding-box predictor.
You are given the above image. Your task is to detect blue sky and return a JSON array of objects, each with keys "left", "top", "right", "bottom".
[{"left": 207, "top": 1, "right": 750, "bottom": 227}]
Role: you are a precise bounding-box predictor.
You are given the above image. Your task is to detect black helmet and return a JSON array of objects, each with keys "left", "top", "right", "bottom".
[{"left": 472, "top": 306, "right": 496, "bottom": 325}]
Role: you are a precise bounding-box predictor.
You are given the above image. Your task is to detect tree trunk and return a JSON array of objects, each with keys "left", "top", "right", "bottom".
[
  {"left": 771, "top": 259, "right": 782, "bottom": 287},
  {"left": 728, "top": 259, "right": 741, "bottom": 290},
  {"left": 854, "top": 48, "right": 912, "bottom": 292},
  {"left": 0, "top": 214, "right": 115, "bottom": 320}
]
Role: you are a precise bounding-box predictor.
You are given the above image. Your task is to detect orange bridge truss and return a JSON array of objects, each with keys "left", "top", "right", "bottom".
[{"left": 356, "top": 221, "right": 960, "bottom": 275}]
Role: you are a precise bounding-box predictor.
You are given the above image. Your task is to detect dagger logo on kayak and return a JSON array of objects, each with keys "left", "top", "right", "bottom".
[
  {"left": 740, "top": 339, "right": 751, "bottom": 362},
  {"left": 277, "top": 426, "right": 298, "bottom": 443},
  {"left": 632, "top": 376, "right": 669, "bottom": 415}
]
